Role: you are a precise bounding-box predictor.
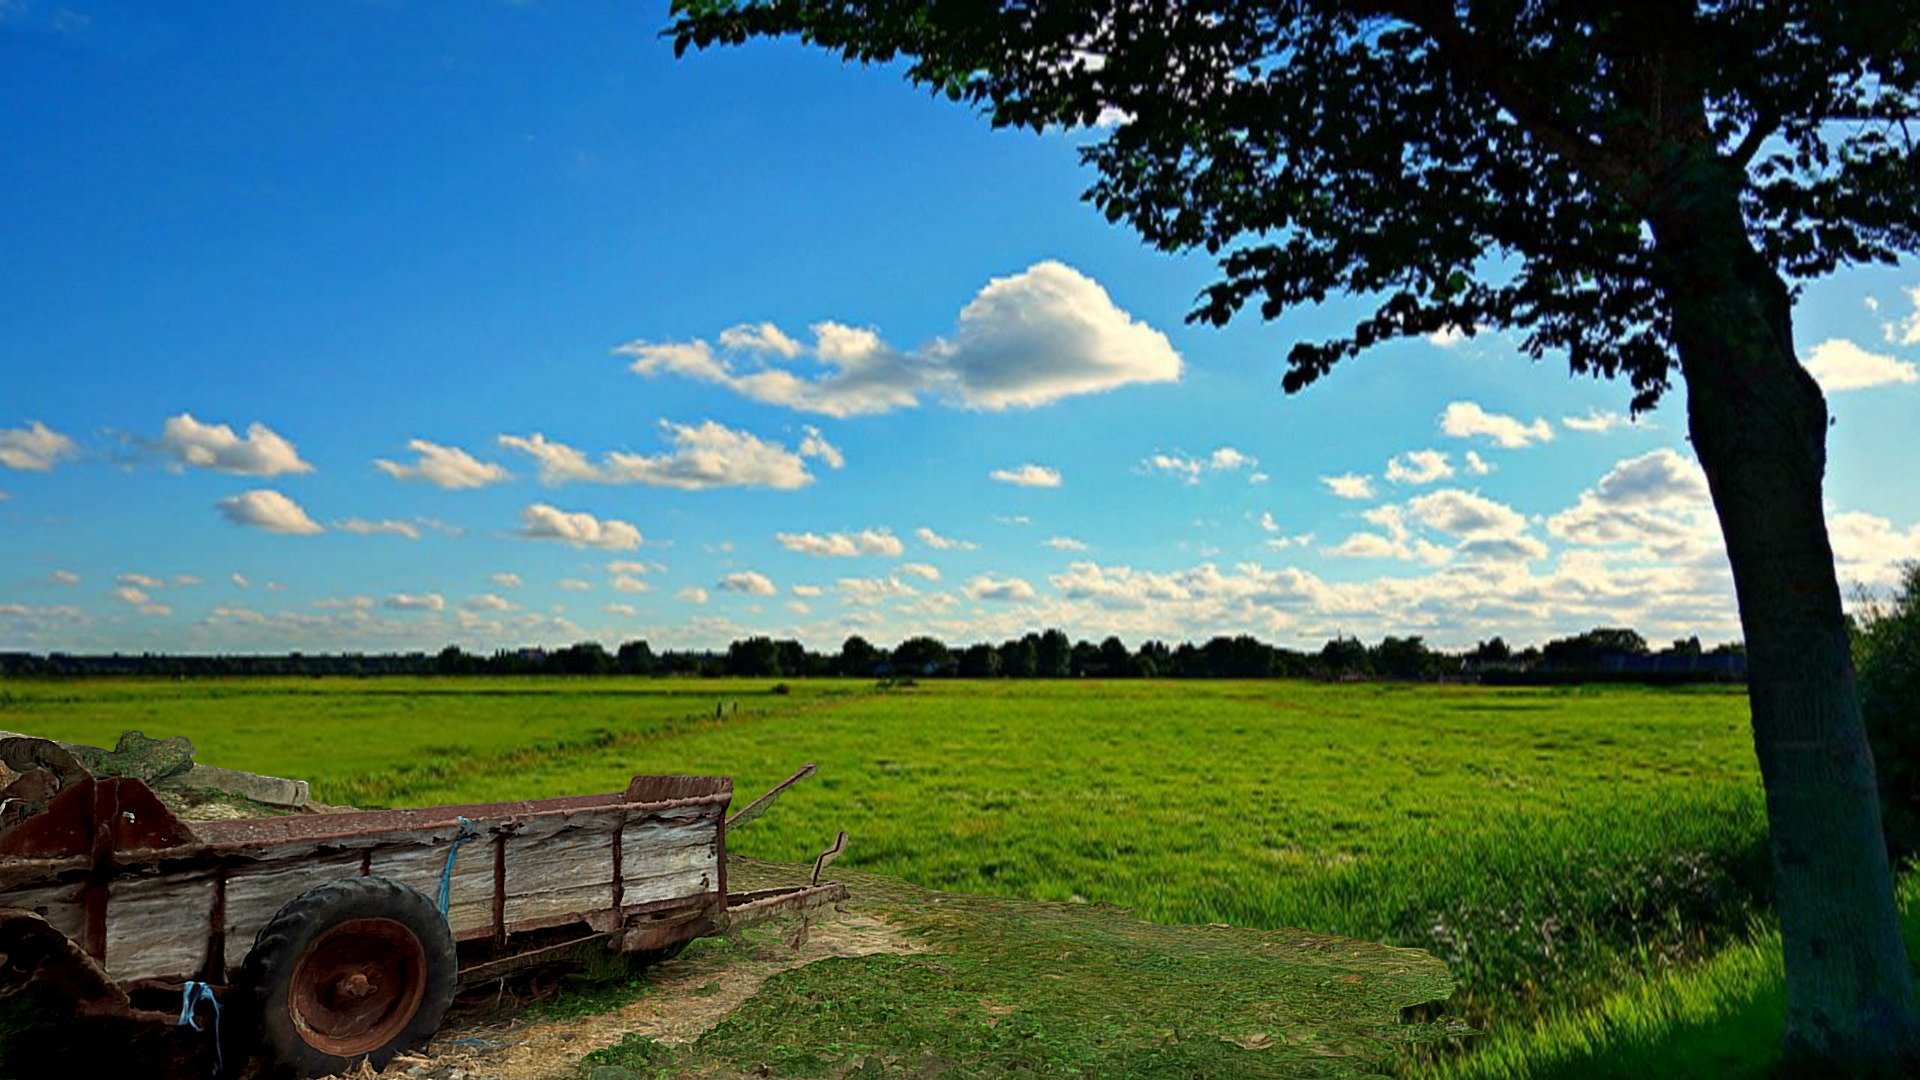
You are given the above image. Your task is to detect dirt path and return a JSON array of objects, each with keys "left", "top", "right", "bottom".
[{"left": 355, "top": 914, "right": 925, "bottom": 1080}]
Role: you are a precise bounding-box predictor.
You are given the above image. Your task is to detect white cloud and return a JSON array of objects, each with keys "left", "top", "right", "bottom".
[
  {"left": 798, "top": 426, "right": 845, "bottom": 469},
  {"left": 1325, "top": 533, "right": 1406, "bottom": 560},
  {"left": 718, "top": 571, "right": 777, "bottom": 596},
  {"left": 787, "top": 601, "right": 812, "bottom": 615},
  {"left": 230, "top": 573, "right": 250, "bottom": 588},
  {"left": 173, "top": 574, "right": 201, "bottom": 587},
  {"left": 1427, "top": 325, "right": 1473, "bottom": 348},
  {"left": 1210, "top": 447, "right": 1256, "bottom": 471},
  {"left": 1831, "top": 511, "right": 1920, "bottom": 588},
  {"left": 1385, "top": 450, "right": 1453, "bottom": 486},
  {"left": 118, "top": 572, "right": 164, "bottom": 589},
  {"left": 335, "top": 518, "right": 422, "bottom": 540},
  {"left": 495, "top": 434, "right": 599, "bottom": 484},
  {"left": 384, "top": 593, "right": 446, "bottom": 612},
  {"left": 1043, "top": 536, "right": 1090, "bottom": 551},
  {"left": 1258, "top": 512, "right": 1282, "bottom": 534},
  {"left": 1801, "top": 339, "right": 1918, "bottom": 393},
  {"left": 619, "top": 261, "right": 1181, "bottom": 416},
  {"left": 463, "top": 594, "right": 514, "bottom": 612},
  {"left": 791, "top": 584, "right": 825, "bottom": 597},
  {"left": 374, "top": 439, "right": 509, "bottom": 489},
  {"left": 990, "top": 463, "right": 1062, "bottom": 488},
  {"left": 1562, "top": 409, "right": 1642, "bottom": 434},
  {"left": 1464, "top": 451, "right": 1493, "bottom": 476},
  {"left": 110, "top": 585, "right": 170, "bottom": 617},
  {"left": 157, "top": 414, "right": 313, "bottom": 476},
  {"left": 964, "top": 574, "right": 1037, "bottom": 602},
  {"left": 718, "top": 321, "right": 804, "bottom": 358},
  {"left": 218, "top": 489, "right": 324, "bottom": 535},
  {"left": 1140, "top": 453, "right": 1202, "bottom": 483},
  {"left": 776, "top": 528, "right": 904, "bottom": 557},
  {"left": 1440, "top": 401, "right": 1554, "bottom": 448},
  {"left": 491, "top": 572, "right": 522, "bottom": 588},
  {"left": 610, "top": 575, "right": 650, "bottom": 593},
  {"left": 1141, "top": 447, "right": 1259, "bottom": 484},
  {"left": 604, "top": 603, "right": 639, "bottom": 617},
  {"left": 50, "top": 570, "right": 80, "bottom": 585},
  {"left": 0, "top": 421, "right": 78, "bottom": 471},
  {"left": 676, "top": 586, "right": 709, "bottom": 605},
  {"left": 558, "top": 578, "right": 592, "bottom": 591},
  {"left": 501, "top": 421, "right": 819, "bottom": 491},
  {"left": 899, "top": 562, "right": 942, "bottom": 581},
  {"left": 837, "top": 576, "right": 920, "bottom": 605},
  {"left": 916, "top": 526, "right": 979, "bottom": 551},
  {"left": 606, "top": 560, "right": 665, "bottom": 575},
  {"left": 1406, "top": 489, "right": 1530, "bottom": 540},
  {"left": 1546, "top": 450, "right": 1717, "bottom": 557},
  {"left": 516, "top": 504, "right": 642, "bottom": 550},
  {"left": 1321, "top": 473, "right": 1376, "bottom": 500},
  {"left": 1888, "top": 286, "right": 1920, "bottom": 347}
]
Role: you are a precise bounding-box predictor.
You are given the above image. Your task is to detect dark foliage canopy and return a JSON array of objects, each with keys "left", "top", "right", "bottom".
[{"left": 673, "top": 1, "right": 1920, "bottom": 411}]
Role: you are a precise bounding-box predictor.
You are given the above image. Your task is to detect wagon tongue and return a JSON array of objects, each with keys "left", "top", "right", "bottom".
[{"left": 725, "top": 762, "right": 818, "bottom": 832}]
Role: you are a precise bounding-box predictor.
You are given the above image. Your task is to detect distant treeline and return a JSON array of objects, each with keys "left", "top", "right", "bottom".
[{"left": 0, "top": 626, "right": 1747, "bottom": 683}]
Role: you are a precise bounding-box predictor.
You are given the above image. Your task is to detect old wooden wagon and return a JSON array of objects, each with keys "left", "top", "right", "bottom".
[{"left": 0, "top": 738, "right": 844, "bottom": 1077}]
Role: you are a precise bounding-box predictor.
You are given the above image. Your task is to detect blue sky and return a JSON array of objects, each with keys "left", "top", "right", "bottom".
[{"left": 3, "top": 1, "right": 1917, "bottom": 655}]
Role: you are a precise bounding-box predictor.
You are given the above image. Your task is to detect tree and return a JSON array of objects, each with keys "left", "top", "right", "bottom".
[
  {"left": 673, "top": 3, "right": 1920, "bottom": 1064},
  {"left": 1373, "top": 635, "right": 1437, "bottom": 680},
  {"left": 727, "top": 636, "right": 783, "bottom": 677},
  {"left": 1316, "top": 636, "right": 1371, "bottom": 679},
  {"left": 892, "top": 635, "right": 954, "bottom": 675},
  {"left": 999, "top": 636, "right": 1038, "bottom": 678},
  {"left": 1468, "top": 637, "right": 1513, "bottom": 664},
  {"left": 1036, "top": 629, "right": 1072, "bottom": 677},
  {"left": 616, "top": 639, "right": 656, "bottom": 675},
  {"left": 958, "top": 642, "right": 1003, "bottom": 678},
  {"left": 1098, "top": 635, "right": 1132, "bottom": 677},
  {"left": 837, "top": 634, "right": 882, "bottom": 677}
]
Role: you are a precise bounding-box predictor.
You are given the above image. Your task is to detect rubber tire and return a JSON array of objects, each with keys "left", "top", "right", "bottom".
[{"left": 236, "top": 876, "right": 457, "bottom": 1078}]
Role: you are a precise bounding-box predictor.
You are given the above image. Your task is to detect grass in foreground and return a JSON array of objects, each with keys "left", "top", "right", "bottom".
[
  {"left": 577, "top": 858, "right": 1459, "bottom": 1079},
  {"left": 1425, "top": 870, "right": 1920, "bottom": 1080}
]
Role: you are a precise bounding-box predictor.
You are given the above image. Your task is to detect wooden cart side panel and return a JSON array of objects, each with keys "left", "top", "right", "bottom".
[
  {"left": 221, "top": 851, "right": 365, "bottom": 969},
  {"left": 619, "top": 808, "right": 721, "bottom": 908},
  {"left": 503, "top": 814, "right": 618, "bottom": 926},
  {"left": 105, "top": 870, "right": 217, "bottom": 984},
  {"left": 364, "top": 839, "right": 494, "bottom": 934},
  {"left": 0, "top": 879, "right": 85, "bottom": 944}
]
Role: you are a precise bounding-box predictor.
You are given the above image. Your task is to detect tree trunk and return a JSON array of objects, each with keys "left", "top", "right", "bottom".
[{"left": 1651, "top": 175, "right": 1920, "bottom": 1073}]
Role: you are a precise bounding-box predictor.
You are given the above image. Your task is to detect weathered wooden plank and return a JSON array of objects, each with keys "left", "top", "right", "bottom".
[
  {"left": 620, "top": 864, "right": 714, "bottom": 908},
  {"left": 0, "top": 878, "right": 85, "bottom": 943},
  {"left": 221, "top": 851, "right": 364, "bottom": 968},
  {"left": 503, "top": 816, "right": 618, "bottom": 925},
  {"left": 105, "top": 870, "right": 217, "bottom": 983},
  {"left": 365, "top": 839, "right": 493, "bottom": 934}
]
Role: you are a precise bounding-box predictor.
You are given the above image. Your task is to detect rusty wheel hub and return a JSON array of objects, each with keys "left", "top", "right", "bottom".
[{"left": 287, "top": 917, "right": 429, "bottom": 1057}]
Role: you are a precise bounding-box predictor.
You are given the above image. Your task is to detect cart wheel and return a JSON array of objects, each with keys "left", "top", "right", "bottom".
[{"left": 237, "top": 877, "right": 456, "bottom": 1078}]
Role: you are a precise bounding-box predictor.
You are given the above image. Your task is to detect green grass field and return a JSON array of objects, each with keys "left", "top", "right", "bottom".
[{"left": 0, "top": 675, "right": 1850, "bottom": 1075}]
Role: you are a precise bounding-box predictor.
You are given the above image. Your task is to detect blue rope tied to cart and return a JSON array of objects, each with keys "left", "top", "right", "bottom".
[
  {"left": 176, "top": 980, "right": 223, "bottom": 1075},
  {"left": 438, "top": 815, "right": 480, "bottom": 918}
]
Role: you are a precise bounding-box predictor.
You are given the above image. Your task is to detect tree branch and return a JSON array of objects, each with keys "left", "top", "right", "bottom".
[{"left": 1356, "top": 0, "right": 1641, "bottom": 203}]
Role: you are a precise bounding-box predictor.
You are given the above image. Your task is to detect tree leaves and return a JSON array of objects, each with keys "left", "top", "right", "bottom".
[{"left": 669, "top": 1, "right": 1920, "bottom": 413}]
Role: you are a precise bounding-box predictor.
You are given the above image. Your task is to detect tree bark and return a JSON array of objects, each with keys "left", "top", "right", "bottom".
[{"left": 1651, "top": 171, "right": 1920, "bottom": 1073}]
